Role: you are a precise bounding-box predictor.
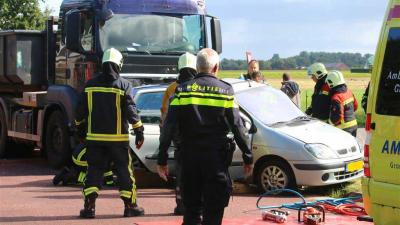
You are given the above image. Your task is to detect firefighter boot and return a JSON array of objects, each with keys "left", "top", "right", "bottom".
[
  {"left": 122, "top": 198, "right": 145, "bottom": 217},
  {"left": 53, "top": 167, "right": 70, "bottom": 186},
  {"left": 79, "top": 193, "right": 97, "bottom": 218}
]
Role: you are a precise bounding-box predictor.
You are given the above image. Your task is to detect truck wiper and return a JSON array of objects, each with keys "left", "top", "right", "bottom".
[
  {"left": 121, "top": 50, "right": 152, "bottom": 55},
  {"left": 151, "top": 50, "right": 187, "bottom": 55}
]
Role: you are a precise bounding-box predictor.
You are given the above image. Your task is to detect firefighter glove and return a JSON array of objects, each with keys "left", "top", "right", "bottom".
[{"left": 134, "top": 126, "right": 144, "bottom": 149}]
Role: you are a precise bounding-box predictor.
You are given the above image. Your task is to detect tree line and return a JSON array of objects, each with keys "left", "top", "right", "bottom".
[{"left": 221, "top": 51, "right": 373, "bottom": 70}]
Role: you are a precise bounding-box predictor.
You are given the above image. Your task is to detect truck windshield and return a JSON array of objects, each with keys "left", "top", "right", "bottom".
[
  {"left": 236, "top": 86, "right": 305, "bottom": 125},
  {"left": 99, "top": 14, "right": 205, "bottom": 55}
]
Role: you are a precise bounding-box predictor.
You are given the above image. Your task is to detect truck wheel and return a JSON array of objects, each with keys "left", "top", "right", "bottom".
[
  {"left": 45, "top": 111, "right": 71, "bottom": 169},
  {"left": 0, "top": 106, "right": 7, "bottom": 158},
  {"left": 255, "top": 159, "right": 296, "bottom": 193}
]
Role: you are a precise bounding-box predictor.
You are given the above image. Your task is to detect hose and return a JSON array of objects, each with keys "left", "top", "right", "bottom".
[
  {"left": 256, "top": 189, "right": 307, "bottom": 210},
  {"left": 256, "top": 189, "right": 366, "bottom": 216}
]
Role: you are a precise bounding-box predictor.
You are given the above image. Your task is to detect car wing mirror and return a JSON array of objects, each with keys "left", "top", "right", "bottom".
[{"left": 249, "top": 124, "right": 257, "bottom": 134}]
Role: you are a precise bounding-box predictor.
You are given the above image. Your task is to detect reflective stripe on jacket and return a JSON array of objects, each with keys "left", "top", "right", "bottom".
[
  {"left": 329, "top": 85, "right": 358, "bottom": 130},
  {"left": 75, "top": 73, "right": 141, "bottom": 145},
  {"left": 158, "top": 73, "right": 253, "bottom": 166}
]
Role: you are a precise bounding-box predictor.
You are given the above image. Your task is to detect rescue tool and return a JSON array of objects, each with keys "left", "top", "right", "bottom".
[
  {"left": 298, "top": 205, "right": 325, "bottom": 225},
  {"left": 261, "top": 209, "right": 289, "bottom": 223}
]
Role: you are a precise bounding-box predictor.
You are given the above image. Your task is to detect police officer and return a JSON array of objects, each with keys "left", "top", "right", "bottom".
[
  {"left": 160, "top": 52, "right": 197, "bottom": 215},
  {"left": 306, "top": 63, "right": 331, "bottom": 121},
  {"left": 75, "top": 48, "right": 145, "bottom": 218},
  {"left": 158, "top": 48, "right": 253, "bottom": 225},
  {"left": 326, "top": 70, "right": 359, "bottom": 137}
]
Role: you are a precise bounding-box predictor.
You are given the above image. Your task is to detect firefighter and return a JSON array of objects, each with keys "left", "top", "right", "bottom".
[
  {"left": 305, "top": 63, "right": 331, "bottom": 122},
  {"left": 326, "top": 70, "right": 359, "bottom": 137},
  {"left": 75, "top": 48, "right": 145, "bottom": 218},
  {"left": 159, "top": 52, "right": 197, "bottom": 215},
  {"left": 158, "top": 48, "right": 253, "bottom": 225},
  {"left": 52, "top": 143, "right": 114, "bottom": 186}
]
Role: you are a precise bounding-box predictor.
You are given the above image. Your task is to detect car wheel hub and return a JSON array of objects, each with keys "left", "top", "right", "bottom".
[{"left": 261, "top": 165, "right": 288, "bottom": 191}]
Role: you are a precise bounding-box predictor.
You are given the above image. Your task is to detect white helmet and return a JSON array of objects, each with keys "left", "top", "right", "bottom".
[
  {"left": 178, "top": 52, "right": 197, "bottom": 71},
  {"left": 326, "top": 70, "right": 346, "bottom": 88}
]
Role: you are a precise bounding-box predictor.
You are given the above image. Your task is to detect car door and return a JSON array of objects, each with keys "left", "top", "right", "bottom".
[
  {"left": 228, "top": 110, "right": 255, "bottom": 180},
  {"left": 129, "top": 89, "right": 176, "bottom": 174}
]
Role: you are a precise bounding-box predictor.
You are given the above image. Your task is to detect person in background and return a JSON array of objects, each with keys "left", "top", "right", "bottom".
[
  {"left": 159, "top": 52, "right": 197, "bottom": 215},
  {"left": 250, "top": 71, "right": 265, "bottom": 83},
  {"left": 240, "top": 60, "right": 259, "bottom": 80},
  {"left": 280, "top": 73, "right": 301, "bottom": 108},
  {"left": 326, "top": 70, "right": 358, "bottom": 137}
]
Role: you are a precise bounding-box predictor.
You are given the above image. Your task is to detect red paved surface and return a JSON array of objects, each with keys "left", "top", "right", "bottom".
[{"left": 0, "top": 159, "right": 370, "bottom": 225}]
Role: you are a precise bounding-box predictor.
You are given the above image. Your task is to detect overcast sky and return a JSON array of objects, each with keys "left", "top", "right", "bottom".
[{"left": 43, "top": 0, "right": 389, "bottom": 60}]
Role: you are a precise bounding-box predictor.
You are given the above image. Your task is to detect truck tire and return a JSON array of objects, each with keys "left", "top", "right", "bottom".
[
  {"left": 0, "top": 106, "right": 7, "bottom": 158},
  {"left": 45, "top": 111, "right": 71, "bottom": 169}
]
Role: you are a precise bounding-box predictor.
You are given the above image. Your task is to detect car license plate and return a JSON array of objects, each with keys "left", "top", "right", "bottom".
[{"left": 345, "top": 161, "right": 364, "bottom": 172}]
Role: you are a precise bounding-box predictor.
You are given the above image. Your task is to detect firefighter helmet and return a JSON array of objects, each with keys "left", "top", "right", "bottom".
[
  {"left": 178, "top": 52, "right": 197, "bottom": 71},
  {"left": 307, "top": 63, "right": 328, "bottom": 79},
  {"left": 326, "top": 70, "right": 346, "bottom": 88},
  {"left": 102, "top": 48, "right": 124, "bottom": 69}
]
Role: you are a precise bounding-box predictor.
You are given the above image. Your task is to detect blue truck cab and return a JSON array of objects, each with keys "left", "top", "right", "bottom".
[{"left": 57, "top": 0, "right": 222, "bottom": 90}]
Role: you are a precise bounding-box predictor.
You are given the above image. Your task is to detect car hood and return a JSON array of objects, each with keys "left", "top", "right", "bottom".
[{"left": 273, "top": 120, "right": 358, "bottom": 150}]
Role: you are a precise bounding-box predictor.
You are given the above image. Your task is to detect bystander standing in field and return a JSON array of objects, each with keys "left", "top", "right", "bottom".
[
  {"left": 250, "top": 71, "right": 265, "bottom": 83},
  {"left": 240, "top": 60, "right": 260, "bottom": 80},
  {"left": 280, "top": 73, "right": 301, "bottom": 108}
]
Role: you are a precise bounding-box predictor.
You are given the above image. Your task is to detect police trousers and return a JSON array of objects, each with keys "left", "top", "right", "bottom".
[
  {"left": 83, "top": 144, "right": 137, "bottom": 203},
  {"left": 181, "top": 142, "right": 232, "bottom": 225}
]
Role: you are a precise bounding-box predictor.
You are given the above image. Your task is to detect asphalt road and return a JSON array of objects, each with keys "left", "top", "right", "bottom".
[
  {"left": 0, "top": 159, "right": 370, "bottom": 224},
  {"left": 0, "top": 128, "right": 368, "bottom": 224}
]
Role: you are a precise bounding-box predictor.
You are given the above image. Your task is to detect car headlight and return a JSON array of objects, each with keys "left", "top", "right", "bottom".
[{"left": 304, "top": 143, "right": 338, "bottom": 159}]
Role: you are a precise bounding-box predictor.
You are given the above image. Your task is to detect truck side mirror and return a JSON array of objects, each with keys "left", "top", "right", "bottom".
[
  {"left": 211, "top": 18, "right": 222, "bottom": 54},
  {"left": 65, "top": 10, "right": 82, "bottom": 53}
]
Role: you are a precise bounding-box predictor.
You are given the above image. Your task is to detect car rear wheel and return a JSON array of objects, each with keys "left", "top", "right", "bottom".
[{"left": 256, "top": 159, "right": 296, "bottom": 193}]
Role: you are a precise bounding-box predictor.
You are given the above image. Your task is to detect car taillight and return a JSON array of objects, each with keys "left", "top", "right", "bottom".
[{"left": 364, "top": 113, "right": 372, "bottom": 177}]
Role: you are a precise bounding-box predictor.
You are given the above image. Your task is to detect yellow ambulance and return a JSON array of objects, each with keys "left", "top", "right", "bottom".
[{"left": 361, "top": 0, "right": 400, "bottom": 224}]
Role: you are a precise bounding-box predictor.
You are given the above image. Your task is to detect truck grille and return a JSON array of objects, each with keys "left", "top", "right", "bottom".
[{"left": 334, "top": 170, "right": 363, "bottom": 180}]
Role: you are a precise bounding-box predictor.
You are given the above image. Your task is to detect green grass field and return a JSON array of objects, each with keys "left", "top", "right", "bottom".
[
  {"left": 218, "top": 70, "right": 371, "bottom": 79},
  {"left": 219, "top": 70, "right": 368, "bottom": 126}
]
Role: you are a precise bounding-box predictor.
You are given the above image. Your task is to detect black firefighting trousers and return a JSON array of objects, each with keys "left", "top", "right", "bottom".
[
  {"left": 83, "top": 144, "right": 137, "bottom": 203},
  {"left": 181, "top": 142, "right": 233, "bottom": 225}
]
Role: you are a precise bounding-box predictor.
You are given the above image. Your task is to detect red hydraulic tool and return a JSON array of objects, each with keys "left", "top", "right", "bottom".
[{"left": 298, "top": 205, "right": 325, "bottom": 225}]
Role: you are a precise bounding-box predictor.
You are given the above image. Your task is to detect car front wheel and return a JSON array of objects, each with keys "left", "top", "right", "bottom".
[{"left": 256, "top": 159, "right": 296, "bottom": 193}]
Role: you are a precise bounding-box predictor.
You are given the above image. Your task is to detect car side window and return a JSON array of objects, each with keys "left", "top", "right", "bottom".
[
  {"left": 136, "top": 91, "right": 164, "bottom": 124},
  {"left": 376, "top": 28, "right": 400, "bottom": 116}
]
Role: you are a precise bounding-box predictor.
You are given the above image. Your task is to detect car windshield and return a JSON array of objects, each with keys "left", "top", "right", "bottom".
[
  {"left": 99, "top": 14, "right": 205, "bottom": 55},
  {"left": 136, "top": 91, "right": 164, "bottom": 111},
  {"left": 236, "top": 86, "right": 305, "bottom": 125}
]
